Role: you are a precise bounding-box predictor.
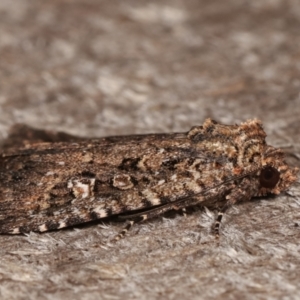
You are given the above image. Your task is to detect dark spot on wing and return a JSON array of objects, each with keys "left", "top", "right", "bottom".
[
  {"left": 11, "top": 173, "right": 24, "bottom": 182},
  {"left": 159, "top": 196, "right": 171, "bottom": 204},
  {"left": 161, "top": 158, "right": 180, "bottom": 170},
  {"left": 18, "top": 225, "right": 30, "bottom": 233},
  {"left": 89, "top": 211, "right": 99, "bottom": 220},
  {"left": 45, "top": 221, "right": 59, "bottom": 230},
  {"left": 66, "top": 216, "right": 86, "bottom": 227},
  {"left": 119, "top": 158, "right": 140, "bottom": 171},
  {"left": 81, "top": 171, "right": 96, "bottom": 178},
  {"left": 142, "top": 199, "right": 154, "bottom": 208},
  {"left": 106, "top": 208, "right": 113, "bottom": 216}
]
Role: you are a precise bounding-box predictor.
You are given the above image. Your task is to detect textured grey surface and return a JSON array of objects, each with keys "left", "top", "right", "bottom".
[{"left": 1, "top": 0, "right": 300, "bottom": 299}]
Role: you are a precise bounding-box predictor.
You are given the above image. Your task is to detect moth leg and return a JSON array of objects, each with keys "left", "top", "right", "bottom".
[
  {"left": 113, "top": 215, "right": 148, "bottom": 241},
  {"left": 214, "top": 178, "right": 254, "bottom": 238},
  {"left": 114, "top": 198, "right": 201, "bottom": 241},
  {"left": 214, "top": 206, "right": 229, "bottom": 238}
]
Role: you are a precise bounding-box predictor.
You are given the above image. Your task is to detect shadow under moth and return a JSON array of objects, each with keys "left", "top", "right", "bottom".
[{"left": 0, "top": 119, "right": 298, "bottom": 240}]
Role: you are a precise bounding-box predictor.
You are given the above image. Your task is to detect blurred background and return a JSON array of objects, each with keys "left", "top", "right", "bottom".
[
  {"left": 1, "top": 1, "right": 300, "bottom": 299},
  {"left": 1, "top": 0, "right": 300, "bottom": 142}
]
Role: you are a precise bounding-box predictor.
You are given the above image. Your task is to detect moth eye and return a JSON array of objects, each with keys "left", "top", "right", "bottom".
[{"left": 259, "top": 166, "right": 280, "bottom": 189}]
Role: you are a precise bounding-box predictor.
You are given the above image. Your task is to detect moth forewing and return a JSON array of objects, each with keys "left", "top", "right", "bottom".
[{"left": 0, "top": 119, "right": 298, "bottom": 238}]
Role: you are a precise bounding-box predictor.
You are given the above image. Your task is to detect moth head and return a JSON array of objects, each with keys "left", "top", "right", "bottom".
[{"left": 256, "top": 146, "right": 299, "bottom": 196}]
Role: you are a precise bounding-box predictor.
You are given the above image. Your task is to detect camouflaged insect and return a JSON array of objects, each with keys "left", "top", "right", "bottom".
[{"left": 0, "top": 119, "right": 298, "bottom": 239}]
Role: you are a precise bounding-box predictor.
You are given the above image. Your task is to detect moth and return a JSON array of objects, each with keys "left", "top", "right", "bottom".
[{"left": 0, "top": 119, "right": 298, "bottom": 239}]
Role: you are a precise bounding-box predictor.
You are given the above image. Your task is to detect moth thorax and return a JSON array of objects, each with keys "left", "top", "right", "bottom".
[{"left": 238, "top": 141, "right": 263, "bottom": 165}]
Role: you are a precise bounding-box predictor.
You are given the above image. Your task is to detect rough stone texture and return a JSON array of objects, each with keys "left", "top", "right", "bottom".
[{"left": 0, "top": 0, "right": 300, "bottom": 299}]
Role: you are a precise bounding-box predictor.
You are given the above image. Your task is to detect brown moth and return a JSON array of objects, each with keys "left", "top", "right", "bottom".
[{"left": 0, "top": 119, "right": 298, "bottom": 239}]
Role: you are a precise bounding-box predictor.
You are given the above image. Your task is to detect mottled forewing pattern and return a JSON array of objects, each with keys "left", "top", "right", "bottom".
[{"left": 0, "top": 119, "right": 298, "bottom": 235}]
